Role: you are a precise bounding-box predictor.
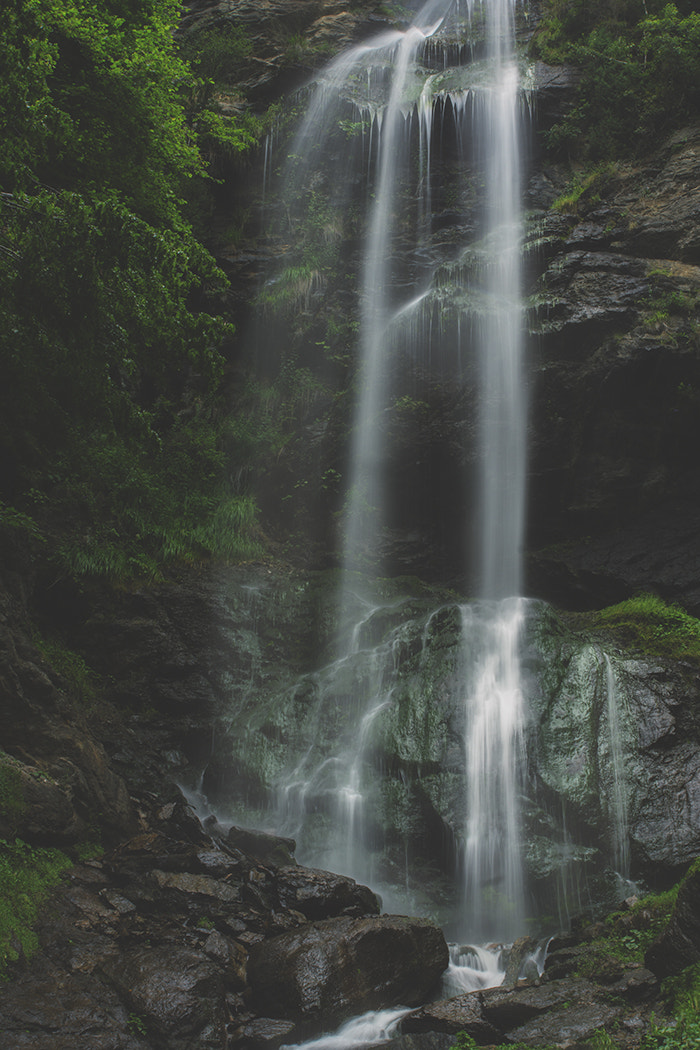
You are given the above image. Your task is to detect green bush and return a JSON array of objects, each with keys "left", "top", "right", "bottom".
[
  {"left": 0, "top": 838, "right": 72, "bottom": 979},
  {"left": 533, "top": 1, "right": 700, "bottom": 158},
  {"left": 0, "top": 0, "right": 269, "bottom": 582}
]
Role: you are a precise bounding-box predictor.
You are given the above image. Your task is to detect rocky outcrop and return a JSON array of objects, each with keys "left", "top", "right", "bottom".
[
  {"left": 179, "top": 0, "right": 392, "bottom": 102},
  {"left": 645, "top": 867, "right": 700, "bottom": 977},
  {"left": 0, "top": 567, "right": 137, "bottom": 846},
  {"left": 0, "top": 798, "right": 417, "bottom": 1050},
  {"left": 526, "top": 127, "right": 700, "bottom": 612},
  {"left": 402, "top": 904, "right": 666, "bottom": 1049}
]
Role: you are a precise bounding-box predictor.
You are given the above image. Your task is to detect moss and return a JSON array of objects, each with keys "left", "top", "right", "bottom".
[
  {"left": 0, "top": 838, "right": 72, "bottom": 979},
  {"left": 588, "top": 594, "right": 700, "bottom": 663}
]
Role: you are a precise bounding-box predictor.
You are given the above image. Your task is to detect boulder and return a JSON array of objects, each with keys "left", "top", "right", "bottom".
[
  {"left": 481, "top": 976, "right": 600, "bottom": 1030},
  {"left": 226, "top": 825, "right": 296, "bottom": 866},
  {"left": 248, "top": 915, "right": 449, "bottom": 1033},
  {"left": 104, "top": 945, "right": 225, "bottom": 1041},
  {"left": 274, "top": 865, "right": 381, "bottom": 919},
  {"left": 505, "top": 1001, "right": 620, "bottom": 1048},
  {"left": 400, "top": 993, "right": 500, "bottom": 1043}
]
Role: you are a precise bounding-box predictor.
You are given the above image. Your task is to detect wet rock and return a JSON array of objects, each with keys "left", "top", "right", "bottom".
[
  {"left": 482, "top": 976, "right": 599, "bottom": 1031},
  {"left": 240, "top": 1017, "right": 298, "bottom": 1048},
  {"left": 609, "top": 968, "right": 659, "bottom": 1002},
  {"left": 505, "top": 1001, "right": 620, "bottom": 1048},
  {"left": 646, "top": 867, "right": 700, "bottom": 976},
  {"left": 248, "top": 915, "right": 449, "bottom": 1033},
  {"left": 0, "top": 971, "right": 145, "bottom": 1049},
  {"left": 227, "top": 825, "right": 297, "bottom": 866},
  {"left": 502, "top": 935, "right": 539, "bottom": 986},
  {"left": 0, "top": 751, "right": 85, "bottom": 845},
  {"left": 104, "top": 944, "right": 225, "bottom": 1041},
  {"left": 391, "top": 1036, "right": 457, "bottom": 1050},
  {"left": 152, "top": 868, "right": 241, "bottom": 902},
  {"left": 400, "top": 993, "right": 500, "bottom": 1043},
  {"left": 274, "top": 865, "right": 381, "bottom": 919}
]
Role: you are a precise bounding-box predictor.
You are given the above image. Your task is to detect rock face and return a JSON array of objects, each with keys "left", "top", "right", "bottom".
[
  {"left": 248, "top": 914, "right": 449, "bottom": 1032},
  {"left": 179, "top": 0, "right": 392, "bottom": 102},
  {"left": 525, "top": 128, "right": 700, "bottom": 613},
  {"left": 0, "top": 565, "right": 137, "bottom": 847}
]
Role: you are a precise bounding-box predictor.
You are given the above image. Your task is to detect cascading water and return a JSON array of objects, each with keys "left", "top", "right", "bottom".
[
  {"left": 603, "top": 654, "right": 631, "bottom": 887},
  {"left": 255, "top": 0, "right": 533, "bottom": 945},
  {"left": 459, "top": 0, "right": 528, "bottom": 940}
]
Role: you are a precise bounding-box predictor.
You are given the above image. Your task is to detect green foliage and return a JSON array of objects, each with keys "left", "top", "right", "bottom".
[
  {"left": 74, "top": 840, "right": 103, "bottom": 862},
  {"left": 587, "top": 1032, "right": 620, "bottom": 1050},
  {"left": 639, "top": 1016, "right": 700, "bottom": 1049},
  {"left": 127, "top": 1013, "right": 148, "bottom": 1037},
  {"left": 0, "top": 502, "right": 45, "bottom": 547},
  {"left": 0, "top": 0, "right": 204, "bottom": 225},
  {"left": 552, "top": 165, "right": 616, "bottom": 214},
  {"left": 179, "top": 22, "right": 253, "bottom": 84},
  {"left": 257, "top": 265, "right": 323, "bottom": 315},
  {"left": 282, "top": 32, "right": 333, "bottom": 67},
  {"left": 451, "top": 1033, "right": 559, "bottom": 1050},
  {"left": 591, "top": 594, "right": 700, "bottom": 662},
  {"left": 574, "top": 885, "right": 679, "bottom": 978},
  {"left": 533, "top": 1, "right": 700, "bottom": 158},
  {"left": 31, "top": 631, "right": 99, "bottom": 706},
  {"left": 666, "top": 960, "right": 700, "bottom": 1018},
  {"left": 451, "top": 1035, "right": 478, "bottom": 1050},
  {"left": 0, "top": 838, "right": 72, "bottom": 979},
  {"left": 0, "top": 0, "right": 266, "bottom": 581}
]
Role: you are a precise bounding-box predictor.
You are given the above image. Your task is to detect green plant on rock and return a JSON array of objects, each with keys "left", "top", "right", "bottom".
[
  {"left": 591, "top": 594, "right": 700, "bottom": 662},
  {"left": 639, "top": 1016, "right": 700, "bottom": 1050},
  {"left": 31, "top": 632, "right": 99, "bottom": 708},
  {"left": 0, "top": 838, "right": 72, "bottom": 979},
  {"left": 534, "top": 1, "right": 700, "bottom": 158},
  {"left": 552, "top": 164, "right": 616, "bottom": 214},
  {"left": 178, "top": 23, "right": 253, "bottom": 84},
  {"left": 587, "top": 1031, "right": 620, "bottom": 1049},
  {"left": 127, "top": 1013, "right": 148, "bottom": 1037},
  {"left": 452, "top": 1032, "right": 559, "bottom": 1050}
]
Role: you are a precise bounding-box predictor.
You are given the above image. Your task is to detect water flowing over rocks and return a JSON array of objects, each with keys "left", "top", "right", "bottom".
[
  {"left": 84, "top": 567, "right": 695, "bottom": 918},
  {"left": 402, "top": 924, "right": 665, "bottom": 1049}
]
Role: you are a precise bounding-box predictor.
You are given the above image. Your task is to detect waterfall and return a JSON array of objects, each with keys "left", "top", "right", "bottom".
[
  {"left": 461, "top": 0, "right": 527, "bottom": 940},
  {"left": 603, "top": 654, "right": 630, "bottom": 885},
  {"left": 251, "top": 0, "right": 531, "bottom": 942}
]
